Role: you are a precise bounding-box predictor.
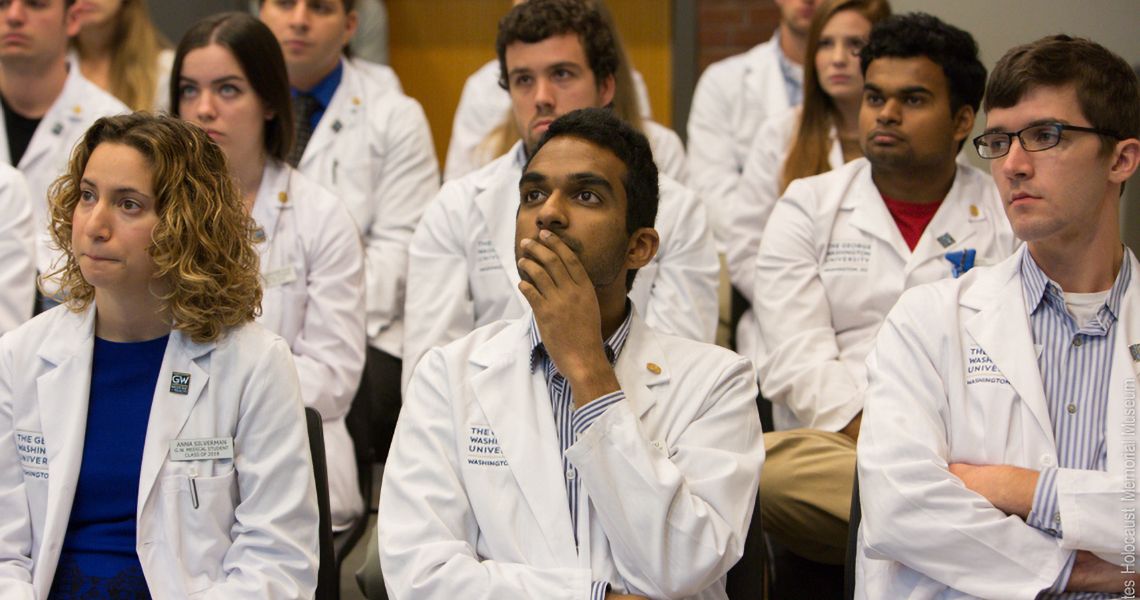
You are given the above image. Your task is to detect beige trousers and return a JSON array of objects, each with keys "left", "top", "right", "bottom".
[{"left": 758, "top": 429, "right": 856, "bottom": 565}]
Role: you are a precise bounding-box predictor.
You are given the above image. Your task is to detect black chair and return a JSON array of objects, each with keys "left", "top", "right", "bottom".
[
  {"left": 333, "top": 388, "right": 374, "bottom": 567},
  {"left": 726, "top": 486, "right": 771, "bottom": 599},
  {"left": 305, "top": 407, "right": 338, "bottom": 600},
  {"left": 844, "top": 469, "right": 861, "bottom": 600}
]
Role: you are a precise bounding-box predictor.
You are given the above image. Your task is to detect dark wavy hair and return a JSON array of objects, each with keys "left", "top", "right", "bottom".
[
  {"left": 860, "top": 12, "right": 985, "bottom": 116},
  {"left": 46, "top": 113, "right": 263, "bottom": 343},
  {"left": 525, "top": 108, "right": 658, "bottom": 290},
  {"left": 495, "top": 0, "right": 620, "bottom": 92}
]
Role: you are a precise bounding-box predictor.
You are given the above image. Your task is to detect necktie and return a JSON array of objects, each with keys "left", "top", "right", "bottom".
[{"left": 288, "top": 94, "right": 319, "bottom": 167}]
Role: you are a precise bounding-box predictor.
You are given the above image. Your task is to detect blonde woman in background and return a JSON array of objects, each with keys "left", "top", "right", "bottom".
[
  {"left": 726, "top": 0, "right": 891, "bottom": 360},
  {"left": 72, "top": 0, "right": 174, "bottom": 111}
]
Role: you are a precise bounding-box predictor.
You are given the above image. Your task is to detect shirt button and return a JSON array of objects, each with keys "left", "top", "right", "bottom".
[
  {"left": 1054, "top": 513, "right": 1062, "bottom": 524},
  {"left": 1067, "top": 404, "right": 1077, "bottom": 414},
  {"left": 1040, "top": 454, "right": 1055, "bottom": 467},
  {"left": 565, "top": 468, "right": 576, "bottom": 480},
  {"left": 1072, "top": 337, "right": 1083, "bottom": 347}
]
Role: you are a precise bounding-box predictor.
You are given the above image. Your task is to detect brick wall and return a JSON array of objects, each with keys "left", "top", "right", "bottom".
[{"left": 696, "top": 0, "right": 782, "bottom": 72}]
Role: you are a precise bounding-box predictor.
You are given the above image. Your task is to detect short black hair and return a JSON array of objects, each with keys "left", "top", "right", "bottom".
[
  {"left": 495, "top": 0, "right": 620, "bottom": 92},
  {"left": 860, "top": 12, "right": 986, "bottom": 116},
  {"left": 525, "top": 107, "right": 658, "bottom": 289}
]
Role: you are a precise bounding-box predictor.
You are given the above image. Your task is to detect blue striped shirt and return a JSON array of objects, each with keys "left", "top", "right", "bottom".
[
  {"left": 1022, "top": 249, "right": 1132, "bottom": 599},
  {"left": 530, "top": 309, "right": 634, "bottom": 600}
]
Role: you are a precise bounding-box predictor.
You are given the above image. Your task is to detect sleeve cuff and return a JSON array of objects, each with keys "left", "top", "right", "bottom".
[
  {"left": 590, "top": 580, "right": 610, "bottom": 600},
  {"left": 571, "top": 391, "right": 625, "bottom": 436},
  {"left": 1027, "top": 466, "right": 1062, "bottom": 537},
  {"left": 1044, "top": 551, "right": 1076, "bottom": 593}
]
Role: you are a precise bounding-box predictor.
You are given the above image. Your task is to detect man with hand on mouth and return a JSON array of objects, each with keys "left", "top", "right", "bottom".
[
  {"left": 749, "top": 12, "right": 1017, "bottom": 568},
  {"left": 402, "top": 0, "right": 718, "bottom": 395},
  {"left": 379, "top": 107, "right": 764, "bottom": 600}
]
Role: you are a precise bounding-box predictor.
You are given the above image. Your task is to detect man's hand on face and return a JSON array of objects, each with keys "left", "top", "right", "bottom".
[
  {"left": 518, "top": 229, "right": 621, "bottom": 408},
  {"left": 947, "top": 463, "right": 1038, "bottom": 519}
]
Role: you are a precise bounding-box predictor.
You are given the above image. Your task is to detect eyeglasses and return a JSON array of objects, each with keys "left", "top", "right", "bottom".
[{"left": 973, "top": 122, "right": 1124, "bottom": 159}]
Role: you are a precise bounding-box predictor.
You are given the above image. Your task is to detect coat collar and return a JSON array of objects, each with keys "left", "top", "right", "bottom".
[{"left": 466, "top": 309, "right": 668, "bottom": 559}]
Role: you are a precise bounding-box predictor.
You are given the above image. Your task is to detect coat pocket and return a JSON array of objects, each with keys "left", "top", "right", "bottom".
[{"left": 158, "top": 468, "right": 238, "bottom": 594}]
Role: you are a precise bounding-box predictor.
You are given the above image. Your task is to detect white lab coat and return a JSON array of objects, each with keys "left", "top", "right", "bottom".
[
  {"left": 856, "top": 246, "right": 1140, "bottom": 599},
  {"left": 729, "top": 107, "right": 843, "bottom": 362},
  {"left": 0, "top": 64, "right": 127, "bottom": 280},
  {"left": 753, "top": 159, "right": 1017, "bottom": 431},
  {"left": 402, "top": 142, "right": 719, "bottom": 393},
  {"left": 687, "top": 37, "right": 796, "bottom": 248},
  {"left": 294, "top": 57, "right": 439, "bottom": 358},
  {"left": 444, "top": 58, "right": 654, "bottom": 182},
  {"left": 251, "top": 160, "right": 366, "bottom": 529},
  {"left": 379, "top": 310, "right": 764, "bottom": 600},
  {"left": 0, "top": 164, "right": 34, "bottom": 335},
  {"left": 0, "top": 306, "right": 318, "bottom": 599}
]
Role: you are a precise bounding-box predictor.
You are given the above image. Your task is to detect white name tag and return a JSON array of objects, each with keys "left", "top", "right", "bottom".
[
  {"left": 466, "top": 425, "right": 507, "bottom": 467},
  {"left": 16, "top": 430, "right": 49, "bottom": 479},
  {"left": 170, "top": 437, "right": 234, "bottom": 461},
  {"left": 822, "top": 240, "right": 871, "bottom": 273},
  {"left": 263, "top": 265, "right": 298, "bottom": 288}
]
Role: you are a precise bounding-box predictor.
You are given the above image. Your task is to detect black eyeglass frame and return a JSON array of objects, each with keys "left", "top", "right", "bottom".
[{"left": 972, "top": 122, "right": 1125, "bottom": 159}]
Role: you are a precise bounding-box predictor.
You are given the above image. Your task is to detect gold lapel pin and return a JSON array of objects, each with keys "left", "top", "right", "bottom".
[
  {"left": 278, "top": 191, "right": 288, "bottom": 204},
  {"left": 969, "top": 204, "right": 979, "bottom": 218},
  {"left": 646, "top": 362, "right": 661, "bottom": 374}
]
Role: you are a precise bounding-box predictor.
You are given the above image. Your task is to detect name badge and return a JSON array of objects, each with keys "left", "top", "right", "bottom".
[
  {"left": 263, "top": 265, "right": 298, "bottom": 288},
  {"left": 170, "top": 437, "right": 235, "bottom": 461},
  {"left": 16, "top": 430, "right": 49, "bottom": 479}
]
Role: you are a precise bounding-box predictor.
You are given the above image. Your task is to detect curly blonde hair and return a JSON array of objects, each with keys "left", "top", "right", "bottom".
[{"left": 45, "top": 113, "right": 263, "bottom": 343}]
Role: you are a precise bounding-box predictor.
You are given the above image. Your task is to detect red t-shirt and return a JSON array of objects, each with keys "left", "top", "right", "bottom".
[{"left": 881, "top": 194, "right": 943, "bottom": 251}]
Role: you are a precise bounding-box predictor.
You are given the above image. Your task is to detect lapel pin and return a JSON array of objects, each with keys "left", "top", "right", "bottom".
[
  {"left": 937, "top": 233, "right": 955, "bottom": 248},
  {"left": 278, "top": 191, "right": 288, "bottom": 204},
  {"left": 969, "top": 204, "right": 979, "bottom": 218},
  {"left": 332, "top": 120, "right": 343, "bottom": 133},
  {"left": 1130, "top": 344, "right": 1140, "bottom": 362},
  {"left": 646, "top": 362, "right": 661, "bottom": 374},
  {"left": 170, "top": 372, "right": 191, "bottom": 395},
  {"left": 352, "top": 97, "right": 361, "bottom": 106},
  {"left": 51, "top": 123, "right": 63, "bottom": 135},
  {"left": 72, "top": 105, "right": 82, "bottom": 114}
]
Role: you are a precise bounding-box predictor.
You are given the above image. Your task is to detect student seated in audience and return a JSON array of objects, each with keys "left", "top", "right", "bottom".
[
  {"left": 444, "top": 0, "right": 658, "bottom": 182},
  {"left": 0, "top": 0, "right": 127, "bottom": 310},
  {"left": 379, "top": 107, "right": 764, "bottom": 600},
  {"left": 753, "top": 12, "right": 1017, "bottom": 565},
  {"left": 259, "top": 0, "right": 440, "bottom": 464},
  {"left": 857, "top": 34, "right": 1140, "bottom": 599},
  {"left": 687, "top": 0, "right": 821, "bottom": 247},
  {"left": 172, "top": 11, "right": 366, "bottom": 532},
  {"left": 728, "top": 0, "right": 891, "bottom": 361},
  {"left": 403, "top": 0, "right": 718, "bottom": 393},
  {"left": 0, "top": 113, "right": 318, "bottom": 598},
  {"left": 71, "top": 0, "right": 174, "bottom": 111}
]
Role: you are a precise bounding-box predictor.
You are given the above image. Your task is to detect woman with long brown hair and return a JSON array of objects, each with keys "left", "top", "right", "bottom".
[{"left": 726, "top": 0, "right": 891, "bottom": 354}]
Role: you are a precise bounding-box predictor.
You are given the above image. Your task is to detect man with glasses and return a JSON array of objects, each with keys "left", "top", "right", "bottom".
[
  {"left": 857, "top": 35, "right": 1140, "bottom": 597},
  {"left": 751, "top": 12, "right": 1017, "bottom": 568}
]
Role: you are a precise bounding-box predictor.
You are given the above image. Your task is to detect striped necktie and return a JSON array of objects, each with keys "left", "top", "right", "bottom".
[{"left": 288, "top": 94, "right": 319, "bottom": 167}]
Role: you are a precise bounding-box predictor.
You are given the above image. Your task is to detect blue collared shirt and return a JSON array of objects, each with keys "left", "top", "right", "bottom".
[
  {"left": 529, "top": 308, "right": 633, "bottom": 600},
  {"left": 1022, "top": 248, "right": 1132, "bottom": 599},
  {"left": 772, "top": 30, "right": 804, "bottom": 107},
  {"left": 292, "top": 61, "right": 343, "bottom": 130}
]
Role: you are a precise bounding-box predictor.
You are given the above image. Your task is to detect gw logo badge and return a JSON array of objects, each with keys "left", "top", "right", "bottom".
[{"left": 170, "top": 372, "right": 191, "bottom": 395}]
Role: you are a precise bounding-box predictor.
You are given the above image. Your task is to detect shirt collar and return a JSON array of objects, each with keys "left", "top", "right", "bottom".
[
  {"left": 529, "top": 302, "right": 634, "bottom": 374},
  {"left": 292, "top": 60, "right": 343, "bottom": 109},
  {"left": 1021, "top": 246, "right": 1133, "bottom": 323},
  {"left": 772, "top": 30, "right": 804, "bottom": 104}
]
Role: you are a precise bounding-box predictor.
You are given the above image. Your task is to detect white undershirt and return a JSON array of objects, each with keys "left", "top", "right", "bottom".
[{"left": 1064, "top": 290, "right": 1110, "bottom": 330}]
